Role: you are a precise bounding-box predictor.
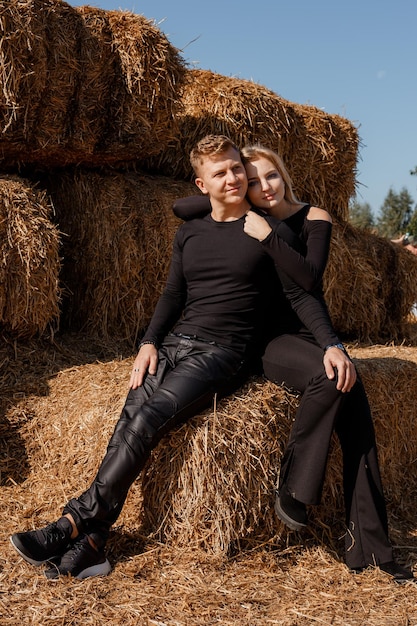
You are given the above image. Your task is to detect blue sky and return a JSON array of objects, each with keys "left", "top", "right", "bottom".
[{"left": 68, "top": 0, "right": 417, "bottom": 216}]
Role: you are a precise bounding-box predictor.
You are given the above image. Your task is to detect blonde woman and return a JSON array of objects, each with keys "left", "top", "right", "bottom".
[{"left": 173, "top": 144, "right": 414, "bottom": 582}]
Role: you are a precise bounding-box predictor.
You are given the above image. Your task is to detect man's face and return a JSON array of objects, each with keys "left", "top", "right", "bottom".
[{"left": 194, "top": 147, "right": 248, "bottom": 209}]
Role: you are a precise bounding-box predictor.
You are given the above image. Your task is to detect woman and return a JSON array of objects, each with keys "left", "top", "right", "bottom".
[{"left": 173, "top": 145, "right": 414, "bottom": 582}]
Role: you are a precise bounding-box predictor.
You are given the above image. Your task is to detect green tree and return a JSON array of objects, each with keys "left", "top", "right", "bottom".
[
  {"left": 376, "top": 187, "right": 415, "bottom": 238},
  {"left": 406, "top": 207, "right": 417, "bottom": 236},
  {"left": 349, "top": 199, "right": 374, "bottom": 230}
]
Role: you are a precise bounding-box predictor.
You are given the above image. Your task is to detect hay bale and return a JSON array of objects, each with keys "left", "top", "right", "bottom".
[
  {"left": 0, "top": 0, "right": 186, "bottom": 167},
  {"left": 40, "top": 169, "right": 195, "bottom": 342},
  {"left": 40, "top": 167, "right": 416, "bottom": 345},
  {"left": 143, "top": 69, "right": 359, "bottom": 220},
  {"left": 141, "top": 378, "right": 297, "bottom": 553},
  {"left": 141, "top": 349, "right": 417, "bottom": 553},
  {"left": 0, "top": 175, "right": 61, "bottom": 337},
  {"left": 6, "top": 340, "right": 417, "bottom": 556},
  {"left": 324, "top": 221, "right": 417, "bottom": 342}
]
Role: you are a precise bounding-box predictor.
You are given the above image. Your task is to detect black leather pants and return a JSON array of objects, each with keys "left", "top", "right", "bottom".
[
  {"left": 63, "top": 335, "right": 246, "bottom": 547},
  {"left": 263, "top": 331, "right": 393, "bottom": 569}
]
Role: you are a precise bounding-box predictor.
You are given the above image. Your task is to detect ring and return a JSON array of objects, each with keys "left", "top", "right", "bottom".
[{"left": 133, "top": 368, "right": 139, "bottom": 372}]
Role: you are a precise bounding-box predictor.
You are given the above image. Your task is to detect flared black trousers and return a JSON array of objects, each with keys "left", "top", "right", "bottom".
[{"left": 262, "top": 331, "right": 393, "bottom": 569}]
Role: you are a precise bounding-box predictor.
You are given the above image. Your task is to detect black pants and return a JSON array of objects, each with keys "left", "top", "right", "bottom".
[
  {"left": 63, "top": 335, "right": 246, "bottom": 548},
  {"left": 262, "top": 332, "right": 393, "bottom": 569}
]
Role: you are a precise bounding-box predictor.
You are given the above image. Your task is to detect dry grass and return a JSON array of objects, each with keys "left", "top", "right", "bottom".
[
  {"left": 1, "top": 334, "right": 417, "bottom": 624},
  {"left": 0, "top": 174, "right": 61, "bottom": 338},
  {"left": 0, "top": 0, "right": 186, "bottom": 168},
  {"left": 324, "top": 221, "right": 417, "bottom": 342},
  {"left": 38, "top": 169, "right": 194, "bottom": 343}
]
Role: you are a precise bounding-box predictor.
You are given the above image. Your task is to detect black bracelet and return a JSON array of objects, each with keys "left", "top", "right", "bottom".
[{"left": 138, "top": 340, "right": 158, "bottom": 350}]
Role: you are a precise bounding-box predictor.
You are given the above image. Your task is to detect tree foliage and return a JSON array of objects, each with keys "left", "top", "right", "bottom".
[
  {"left": 349, "top": 199, "right": 374, "bottom": 230},
  {"left": 376, "top": 187, "right": 416, "bottom": 238}
]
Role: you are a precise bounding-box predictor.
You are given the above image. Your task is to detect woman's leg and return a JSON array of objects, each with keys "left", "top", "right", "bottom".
[
  {"left": 263, "top": 332, "right": 393, "bottom": 568},
  {"left": 335, "top": 381, "right": 392, "bottom": 569},
  {"left": 263, "top": 333, "right": 345, "bottom": 504}
]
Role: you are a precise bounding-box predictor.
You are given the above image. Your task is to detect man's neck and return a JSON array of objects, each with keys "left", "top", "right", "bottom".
[{"left": 210, "top": 199, "right": 251, "bottom": 222}]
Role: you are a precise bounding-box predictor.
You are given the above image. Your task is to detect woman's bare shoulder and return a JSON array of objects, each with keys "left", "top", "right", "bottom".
[{"left": 306, "top": 206, "right": 332, "bottom": 223}]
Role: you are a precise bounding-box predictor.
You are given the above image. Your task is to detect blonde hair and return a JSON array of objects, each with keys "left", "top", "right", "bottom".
[
  {"left": 241, "top": 145, "right": 301, "bottom": 204},
  {"left": 190, "top": 134, "right": 240, "bottom": 176}
]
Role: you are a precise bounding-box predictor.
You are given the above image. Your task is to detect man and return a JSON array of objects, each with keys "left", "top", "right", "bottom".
[{"left": 8, "top": 135, "right": 366, "bottom": 580}]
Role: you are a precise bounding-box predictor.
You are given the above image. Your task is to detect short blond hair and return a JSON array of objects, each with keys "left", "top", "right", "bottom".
[{"left": 190, "top": 135, "right": 240, "bottom": 176}]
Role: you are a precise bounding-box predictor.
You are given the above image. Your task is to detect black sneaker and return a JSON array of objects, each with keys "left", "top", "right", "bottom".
[
  {"left": 44, "top": 535, "right": 111, "bottom": 580},
  {"left": 10, "top": 517, "right": 73, "bottom": 566},
  {"left": 274, "top": 487, "right": 307, "bottom": 531}
]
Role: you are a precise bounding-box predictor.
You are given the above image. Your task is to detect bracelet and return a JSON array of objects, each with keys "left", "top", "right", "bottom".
[
  {"left": 138, "top": 340, "right": 158, "bottom": 350},
  {"left": 324, "top": 342, "right": 346, "bottom": 353}
]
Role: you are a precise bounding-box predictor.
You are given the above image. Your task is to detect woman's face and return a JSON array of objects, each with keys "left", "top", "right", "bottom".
[{"left": 244, "top": 156, "right": 285, "bottom": 213}]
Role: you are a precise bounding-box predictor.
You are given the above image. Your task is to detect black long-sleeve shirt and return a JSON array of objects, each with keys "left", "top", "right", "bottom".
[
  {"left": 142, "top": 207, "right": 339, "bottom": 359},
  {"left": 142, "top": 213, "right": 284, "bottom": 357},
  {"left": 169, "top": 197, "right": 340, "bottom": 350}
]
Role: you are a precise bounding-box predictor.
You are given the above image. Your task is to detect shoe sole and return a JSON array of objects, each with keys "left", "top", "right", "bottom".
[
  {"left": 274, "top": 494, "right": 307, "bottom": 532},
  {"left": 9, "top": 535, "right": 60, "bottom": 566},
  {"left": 44, "top": 558, "right": 112, "bottom": 581}
]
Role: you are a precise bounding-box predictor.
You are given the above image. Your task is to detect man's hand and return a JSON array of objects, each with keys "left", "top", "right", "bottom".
[
  {"left": 129, "top": 344, "right": 158, "bottom": 389},
  {"left": 244, "top": 210, "right": 272, "bottom": 241},
  {"left": 323, "top": 347, "right": 356, "bottom": 392}
]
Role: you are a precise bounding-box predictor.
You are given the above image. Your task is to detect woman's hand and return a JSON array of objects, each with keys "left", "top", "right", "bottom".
[
  {"left": 129, "top": 344, "right": 158, "bottom": 389},
  {"left": 244, "top": 210, "right": 272, "bottom": 241},
  {"left": 323, "top": 347, "right": 356, "bottom": 392}
]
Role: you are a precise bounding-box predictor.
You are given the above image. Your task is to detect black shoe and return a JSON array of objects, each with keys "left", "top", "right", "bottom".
[
  {"left": 44, "top": 535, "right": 111, "bottom": 580},
  {"left": 10, "top": 517, "right": 73, "bottom": 566},
  {"left": 274, "top": 487, "right": 307, "bottom": 531},
  {"left": 350, "top": 560, "right": 415, "bottom": 584},
  {"left": 379, "top": 560, "right": 415, "bottom": 583}
]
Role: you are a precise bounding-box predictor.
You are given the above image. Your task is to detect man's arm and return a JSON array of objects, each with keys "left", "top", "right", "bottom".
[
  {"left": 130, "top": 232, "right": 187, "bottom": 388},
  {"left": 173, "top": 195, "right": 211, "bottom": 220}
]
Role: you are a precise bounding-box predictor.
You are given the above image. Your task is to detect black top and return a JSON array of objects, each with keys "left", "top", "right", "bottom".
[
  {"left": 142, "top": 200, "right": 340, "bottom": 358},
  {"left": 141, "top": 212, "right": 288, "bottom": 357}
]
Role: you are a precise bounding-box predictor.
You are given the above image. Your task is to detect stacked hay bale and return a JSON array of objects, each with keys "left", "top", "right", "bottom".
[
  {"left": 0, "top": 0, "right": 186, "bottom": 167},
  {"left": 143, "top": 69, "right": 357, "bottom": 223},
  {"left": 0, "top": 175, "right": 61, "bottom": 337},
  {"left": 2, "top": 0, "right": 417, "bottom": 566},
  {"left": 325, "top": 221, "right": 417, "bottom": 342},
  {"left": 0, "top": 0, "right": 187, "bottom": 339},
  {"left": 41, "top": 169, "right": 193, "bottom": 341},
  {"left": 1, "top": 1, "right": 416, "bottom": 343}
]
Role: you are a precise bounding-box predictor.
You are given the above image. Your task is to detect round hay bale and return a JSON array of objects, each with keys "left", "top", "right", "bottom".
[
  {"left": 143, "top": 69, "right": 359, "bottom": 220},
  {"left": 324, "top": 221, "right": 417, "bottom": 342},
  {"left": 41, "top": 169, "right": 195, "bottom": 342},
  {"left": 0, "top": 0, "right": 186, "bottom": 167},
  {"left": 0, "top": 175, "right": 61, "bottom": 338}
]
